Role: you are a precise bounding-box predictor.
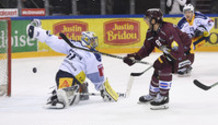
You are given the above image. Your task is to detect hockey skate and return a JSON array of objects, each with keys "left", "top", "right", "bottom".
[
  {"left": 177, "top": 66, "right": 192, "bottom": 77},
  {"left": 150, "top": 94, "right": 169, "bottom": 110},
  {"left": 46, "top": 89, "right": 66, "bottom": 109},
  {"left": 138, "top": 94, "right": 155, "bottom": 104},
  {"left": 46, "top": 85, "right": 80, "bottom": 109}
]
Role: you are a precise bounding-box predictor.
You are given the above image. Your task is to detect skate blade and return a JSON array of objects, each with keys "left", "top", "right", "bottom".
[
  {"left": 45, "top": 102, "right": 66, "bottom": 109},
  {"left": 137, "top": 101, "right": 151, "bottom": 105},
  {"left": 177, "top": 72, "right": 191, "bottom": 77},
  {"left": 150, "top": 103, "right": 169, "bottom": 110}
]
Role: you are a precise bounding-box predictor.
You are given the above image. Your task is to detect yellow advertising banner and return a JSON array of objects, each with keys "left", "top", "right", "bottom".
[
  {"left": 40, "top": 18, "right": 147, "bottom": 54},
  {"left": 38, "top": 16, "right": 218, "bottom": 56}
]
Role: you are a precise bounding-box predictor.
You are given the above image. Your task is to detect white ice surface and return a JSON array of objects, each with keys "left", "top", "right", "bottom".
[{"left": 0, "top": 52, "right": 218, "bottom": 125}]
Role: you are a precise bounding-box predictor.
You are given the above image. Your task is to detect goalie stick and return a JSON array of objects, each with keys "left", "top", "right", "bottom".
[
  {"left": 59, "top": 33, "right": 149, "bottom": 65},
  {"left": 193, "top": 79, "right": 218, "bottom": 91},
  {"left": 80, "top": 92, "right": 126, "bottom": 98}
]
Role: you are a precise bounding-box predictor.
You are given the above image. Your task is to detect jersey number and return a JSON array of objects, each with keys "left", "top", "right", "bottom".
[
  {"left": 66, "top": 49, "right": 82, "bottom": 60},
  {"left": 66, "top": 53, "right": 76, "bottom": 60}
]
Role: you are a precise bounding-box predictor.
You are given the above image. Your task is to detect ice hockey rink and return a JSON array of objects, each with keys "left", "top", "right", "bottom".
[{"left": 0, "top": 52, "right": 218, "bottom": 125}]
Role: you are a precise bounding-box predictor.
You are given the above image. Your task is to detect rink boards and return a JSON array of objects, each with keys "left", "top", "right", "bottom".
[{"left": 7, "top": 14, "right": 218, "bottom": 58}]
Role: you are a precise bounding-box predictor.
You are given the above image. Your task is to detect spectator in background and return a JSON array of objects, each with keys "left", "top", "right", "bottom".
[
  {"left": 166, "top": 0, "right": 186, "bottom": 14},
  {"left": 211, "top": 0, "right": 218, "bottom": 13}
]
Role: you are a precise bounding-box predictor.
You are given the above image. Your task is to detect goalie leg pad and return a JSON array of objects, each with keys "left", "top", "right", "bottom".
[
  {"left": 58, "top": 85, "right": 80, "bottom": 107},
  {"left": 100, "top": 79, "right": 118, "bottom": 101},
  {"left": 46, "top": 85, "right": 80, "bottom": 109}
]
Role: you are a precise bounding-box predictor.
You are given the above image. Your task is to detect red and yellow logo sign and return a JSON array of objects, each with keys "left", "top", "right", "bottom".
[
  {"left": 104, "top": 19, "right": 140, "bottom": 46},
  {"left": 58, "top": 78, "right": 73, "bottom": 89},
  {"left": 53, "top": 20, "right": 88, "bottom": 41}
]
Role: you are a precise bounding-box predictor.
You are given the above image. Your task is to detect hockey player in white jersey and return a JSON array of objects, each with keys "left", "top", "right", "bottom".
[
  {"left": 178, "top": 4, "right": 214, "bottom": 48},
  {"left": 177, "top": 4, "right": 214, "bottom": 75},
  {"left": 26, "top": 19, "right": 119, "bottom": 109}
]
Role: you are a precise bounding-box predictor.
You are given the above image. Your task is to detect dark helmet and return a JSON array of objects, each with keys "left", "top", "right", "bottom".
[{"left": 144, "top": 8, "right": 163, "bottom": 24}]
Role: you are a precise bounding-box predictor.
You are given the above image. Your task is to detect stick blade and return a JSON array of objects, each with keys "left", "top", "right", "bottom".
[
  {"left": 130, "top": 72, "right": 143, "bottom": 77},
  {"left": 193, "top": 79, "right": 211, "bottom": 90}
]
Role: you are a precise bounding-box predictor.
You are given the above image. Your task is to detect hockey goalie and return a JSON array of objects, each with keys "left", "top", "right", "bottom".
[{"left": 26, "top": 19, "right": 119, "bottom": 109}]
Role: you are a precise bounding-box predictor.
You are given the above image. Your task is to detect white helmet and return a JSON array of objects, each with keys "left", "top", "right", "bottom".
[
  {"left": 81, "top": 31, "right": 98, "bottom": 48},
  {"left": 183, "top": 4, "right": 194, "bottom": 13}
]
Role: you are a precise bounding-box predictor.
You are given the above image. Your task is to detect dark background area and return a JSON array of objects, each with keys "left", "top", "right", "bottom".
[{"left": 0, "top": 0, "right": 217, "bottom": 15}]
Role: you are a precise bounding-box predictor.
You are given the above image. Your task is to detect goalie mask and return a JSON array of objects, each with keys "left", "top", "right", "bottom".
[{"left": 81, "top": 31, "right": 98, "bottom": 48}]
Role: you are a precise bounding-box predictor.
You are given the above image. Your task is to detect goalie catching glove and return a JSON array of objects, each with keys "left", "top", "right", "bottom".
[{"left": 99, "top": 79, "right": 119, "bottom": 101}]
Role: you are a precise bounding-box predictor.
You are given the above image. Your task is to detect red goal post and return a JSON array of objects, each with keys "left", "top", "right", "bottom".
[{"left": 0, "top": 17, "right": 11, "bottom": 97}]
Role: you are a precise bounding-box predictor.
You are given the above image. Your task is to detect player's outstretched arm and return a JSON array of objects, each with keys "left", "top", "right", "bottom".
[{"left": 26, "top": 22, "right": 70, "bottom": 54}]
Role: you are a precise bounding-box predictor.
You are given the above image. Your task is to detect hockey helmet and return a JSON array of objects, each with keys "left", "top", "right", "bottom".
[
  {"left": 81, "top": 31, "right": 98, "bottom": 48},
  {"left": 144, "top": 8, "right": 163, "bottom": 24},
  {"left": 183, "top": 4, "right": 194, "bottom": 13}
]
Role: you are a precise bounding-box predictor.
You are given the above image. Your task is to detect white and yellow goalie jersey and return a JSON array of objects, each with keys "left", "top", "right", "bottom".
[
  {"left": 177, "top": 12, "right": 214, "bottom": 49},
  {"left": 43, "top": 35, "right": 104, "bottom": 90}
]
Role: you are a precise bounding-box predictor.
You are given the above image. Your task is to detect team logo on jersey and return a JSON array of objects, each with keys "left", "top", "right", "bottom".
[
  {"left": 104, "top": 19, "right": 140, "bottom": 45},
  {"left": 171, "top": 41, "right": 179, "bottom": 51},
  {"left": 53, "top": 21, "right": 88, "bottom": 41}
]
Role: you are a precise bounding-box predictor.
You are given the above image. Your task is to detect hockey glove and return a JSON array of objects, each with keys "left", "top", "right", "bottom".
[
  {"left": 123, "top": 53, "right": 141, "bottom": 66},
  {"left": 30, "top": 19, "right": 42, "bottom": 27},
  {"left": 194, "top": 25, "right": 207, "bottom": 37}
]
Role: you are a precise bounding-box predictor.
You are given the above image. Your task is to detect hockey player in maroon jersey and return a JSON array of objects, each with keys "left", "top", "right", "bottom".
[{"left": 123, "top": 8, "right": 194, "bottom": 110}]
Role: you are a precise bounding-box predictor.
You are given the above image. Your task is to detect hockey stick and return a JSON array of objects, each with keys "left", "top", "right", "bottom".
[
  {"left": 193, "top": 79, "right": 218, "bottom": 91},
  {"left": 59, "top": 33, "right": 149, "bottom": 65},
  {"left": 125, "top": 76, "right": 134, "bottom": 98},
  {"left": 131, "top": 65, "right": 153, "bottom": 77},
  {"left": 80, "top": 92, "right": 126, "bottom": 98},
  {"left": 125, "top": 65, "right": 153, "bottom": 97}
]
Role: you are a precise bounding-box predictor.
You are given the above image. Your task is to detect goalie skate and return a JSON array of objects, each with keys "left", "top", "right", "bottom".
[
  {"left": 46, "top": 90, "right": 66, "bottom": 109},
  {"left": 46, "top": 85, "right": 80, "bottom": 109}
]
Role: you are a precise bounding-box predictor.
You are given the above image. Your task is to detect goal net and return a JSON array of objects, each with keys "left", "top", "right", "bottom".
[{"left": 0, "top": 17, "right": 11, "bottom": 96}]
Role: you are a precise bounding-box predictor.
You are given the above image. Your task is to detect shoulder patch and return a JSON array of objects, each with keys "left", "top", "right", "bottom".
[{"left": 171, "top": 41, "right": 179, "bottom": 51}]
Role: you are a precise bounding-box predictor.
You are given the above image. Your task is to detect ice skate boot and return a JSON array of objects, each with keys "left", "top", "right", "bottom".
[
  {"left": 150, "top": 94, "right": 169, "bottom": 110},
  {"left": 138, "top": 94, "right": 155, "bottom": 104}
]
